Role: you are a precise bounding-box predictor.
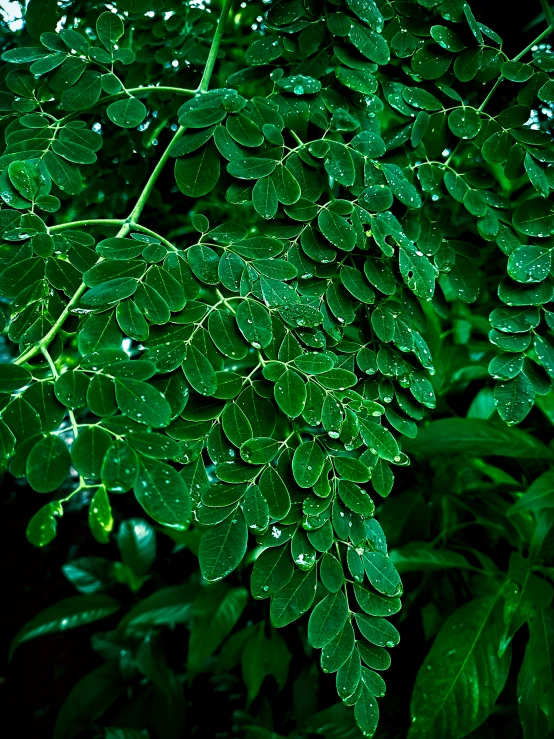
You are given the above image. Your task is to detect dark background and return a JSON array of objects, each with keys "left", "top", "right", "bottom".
[{"left": 0, "top": 1, "right": 550, "bottom": 737}]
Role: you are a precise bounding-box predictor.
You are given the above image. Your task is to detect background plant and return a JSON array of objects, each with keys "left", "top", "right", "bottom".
[{"left": 1, "top": 0, "right": 554, "bottom": 737}]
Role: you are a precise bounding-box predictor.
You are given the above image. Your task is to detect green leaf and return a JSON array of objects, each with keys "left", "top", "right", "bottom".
[
  {"left": 502, "top": 60, "right": 534, "bottom": 82},
  {"left": 242, "top": 484, "right": 270, "bottom": 532},
  {"left": 227, "top": 157, "right": 277, "bottom": 179},
  {"left": 26, "top": 501, "right": 63, "bottom": 548},
  {"left": 81, "top": 278, "right": 138, "bottom": 308},
  {"left": 308, "top": 591, "right": 349, "bottom": 649},
  {"left": 349, "top": 22, "right": 390, "bottom": 65},
  {"left": 8, "top": 160, "right": 41, "bottom": 200},
  {"left": 430, "top": 25, "right": 464, "bottom": 51},
  {"left": 252, "top": 176, "right": 278, "bottom": 219},
  {"left": 409, "top": 596, "right": 511, "bottom": 739},
  {"left": 274, "top": 369, "right": 306, "bottom": 418},
  {"left": 494, "top": 373, "right": 534, "bottom": 426},
  {"left": 355, "top": 684, "right": 380, "bottom": 736},
  {"left": 0, "top": 364, "right": 32, "bottom": 392},
  {"left": 402, "top": 87, "right": 442, "bottom": 111},
  {"left": 270, "top": 567, "right": 317, "bottom": 627},
  {"left": 448, "top": 107, "right": 481, "bottom": 138},
  {"left": 404, "top": 418, "right": 552, "bottom": 458},
  {"left": 27, "top": 435, "right": 70, "bottom": 493},
  {"left": 10, "top": 595, "right": 120, "bottom": 658},
  {"left": 107, "top": 98, "right": 147, "bottom": 128},
  {"left": 513, "top": 199, "right": 554, "bottom": 237},
  {"left": 61, "top": 70, "right": 102, "bottom": 111},
  {"left": 101, "top": 440, "right": 139, "bottom": 493},
  {"left": 175, "top": 144, "right": 220, "bottom": 197},
  {"left": 89, "top": 486, "right": 113, "bottom": 544},
  {"left": 251, "top": 545, "right": 294, "bottom": 599},
  {"left": 363, "top": 552, "right": 403, "bottom": 597},
  {"left": 96, "top": 11, "right": 124, "bottom": 49},
  {"left": 399, "top": 248, "right": 435, "bottom": 300},
  {"left": 235, "top": 300, "right": 273, "bottom": 348},
  {"left": 338, "top": 479, "right": 375, "bottom": 516},
  {"left": 319, "top": 209, "right": 356, "bottom": 251},
  {"left": 115, "top": 378, "right": 171, "bottom": 427},
  {"left": 354, "top": 583, "right": 401, "bottom": 617},
  {"left": 258, "top": 466, "right": 291, "bottom": 520},
  {"left": 183, "top": 345, "right": 218, "bottom": 396},
  {"left": 209, "top": 310, "right": 249, "bottom": 359},
  {"left": 71, "top": 426, "right": 111, "bottom": 479},
  {"left": 292, "top": 441, "right": 325, "bottom": 488},
  {"left": 26, "top": 0, "right": 58, "bottom": 39},
  {"left": 507, "top": 245, "right": 552, "bottom": 283},
  {"left": 509, "top": 470, "right": 554, "bottom": 512},
  {"left": 199, "top": 512, "right": 248, "bottom": 583},
  {"left": 359, "top": 419, "right": 399, "bottom": 463},
  {"left": 134, "top": 458, "right": 191, "bottom": 530}
]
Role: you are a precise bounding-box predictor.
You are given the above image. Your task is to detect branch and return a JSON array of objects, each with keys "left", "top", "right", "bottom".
[{"left": 14, "top": 0, "right": 237, "bottom": 367}]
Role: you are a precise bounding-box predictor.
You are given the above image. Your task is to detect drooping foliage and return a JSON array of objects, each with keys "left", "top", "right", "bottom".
[{"left": 1, "top": 0, "right": 554, "bottom": 737}]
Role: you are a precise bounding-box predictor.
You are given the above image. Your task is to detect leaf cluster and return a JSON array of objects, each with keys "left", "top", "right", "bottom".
[{"left": 1, "top": 0, "right": 554, "bottom": 737}]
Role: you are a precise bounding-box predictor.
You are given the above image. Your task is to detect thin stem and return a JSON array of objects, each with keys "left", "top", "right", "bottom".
[
  {"left": 68, "top": 410, "right": 80, "bottom": 440},
  {"left": 477, "top": 79, "right": 503, "bottom": 112},
  {"left": 41, "top": 347, "right": 82, "bottom": 440},
  {"left": 479, "top": 24, "right": 554, "bottom": 112},
  {"left": 49, "top": 219, "right": 124, "bottom": 232},
  {"left": 41, "top": 347, "right": 59, "bottom": 378},
  {"left": 513, "top": 24, "right": 553, "bottom": 61},
  {"left": 126, "top": 86, "right": 197, "bottom": 97},
  {"left": 128, "top": 126, "right": 185, "bottom": 223},
  {"left": 215, "top": 288, "right": 238, "bottom": 314},
  {"left": 199, "top": 0, "right": 235, "bottom": 93}
]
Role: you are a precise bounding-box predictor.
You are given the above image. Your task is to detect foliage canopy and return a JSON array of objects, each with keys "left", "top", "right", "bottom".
[{"left": 1, "top": 0, "right": 554, "bottom": 736}]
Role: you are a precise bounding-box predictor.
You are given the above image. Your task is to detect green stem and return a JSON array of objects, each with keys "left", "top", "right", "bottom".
[
  {"left": 41, "top": 346, "right": 59, "bottom": 378},
  {"left": 479, "top": 24, "right": 553, "bottom": 112},
  {"left": 127, "top": 85, "right": 197, "bottom": 97},
  {"left": 199, "top": 0, "right": 235, "bottom": 93},
  {"left": 49, "top": 219, "right": 124, "bottom": 232},
  {"left": 128, "top": 127, "right": 185, "bottom": 223}
]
